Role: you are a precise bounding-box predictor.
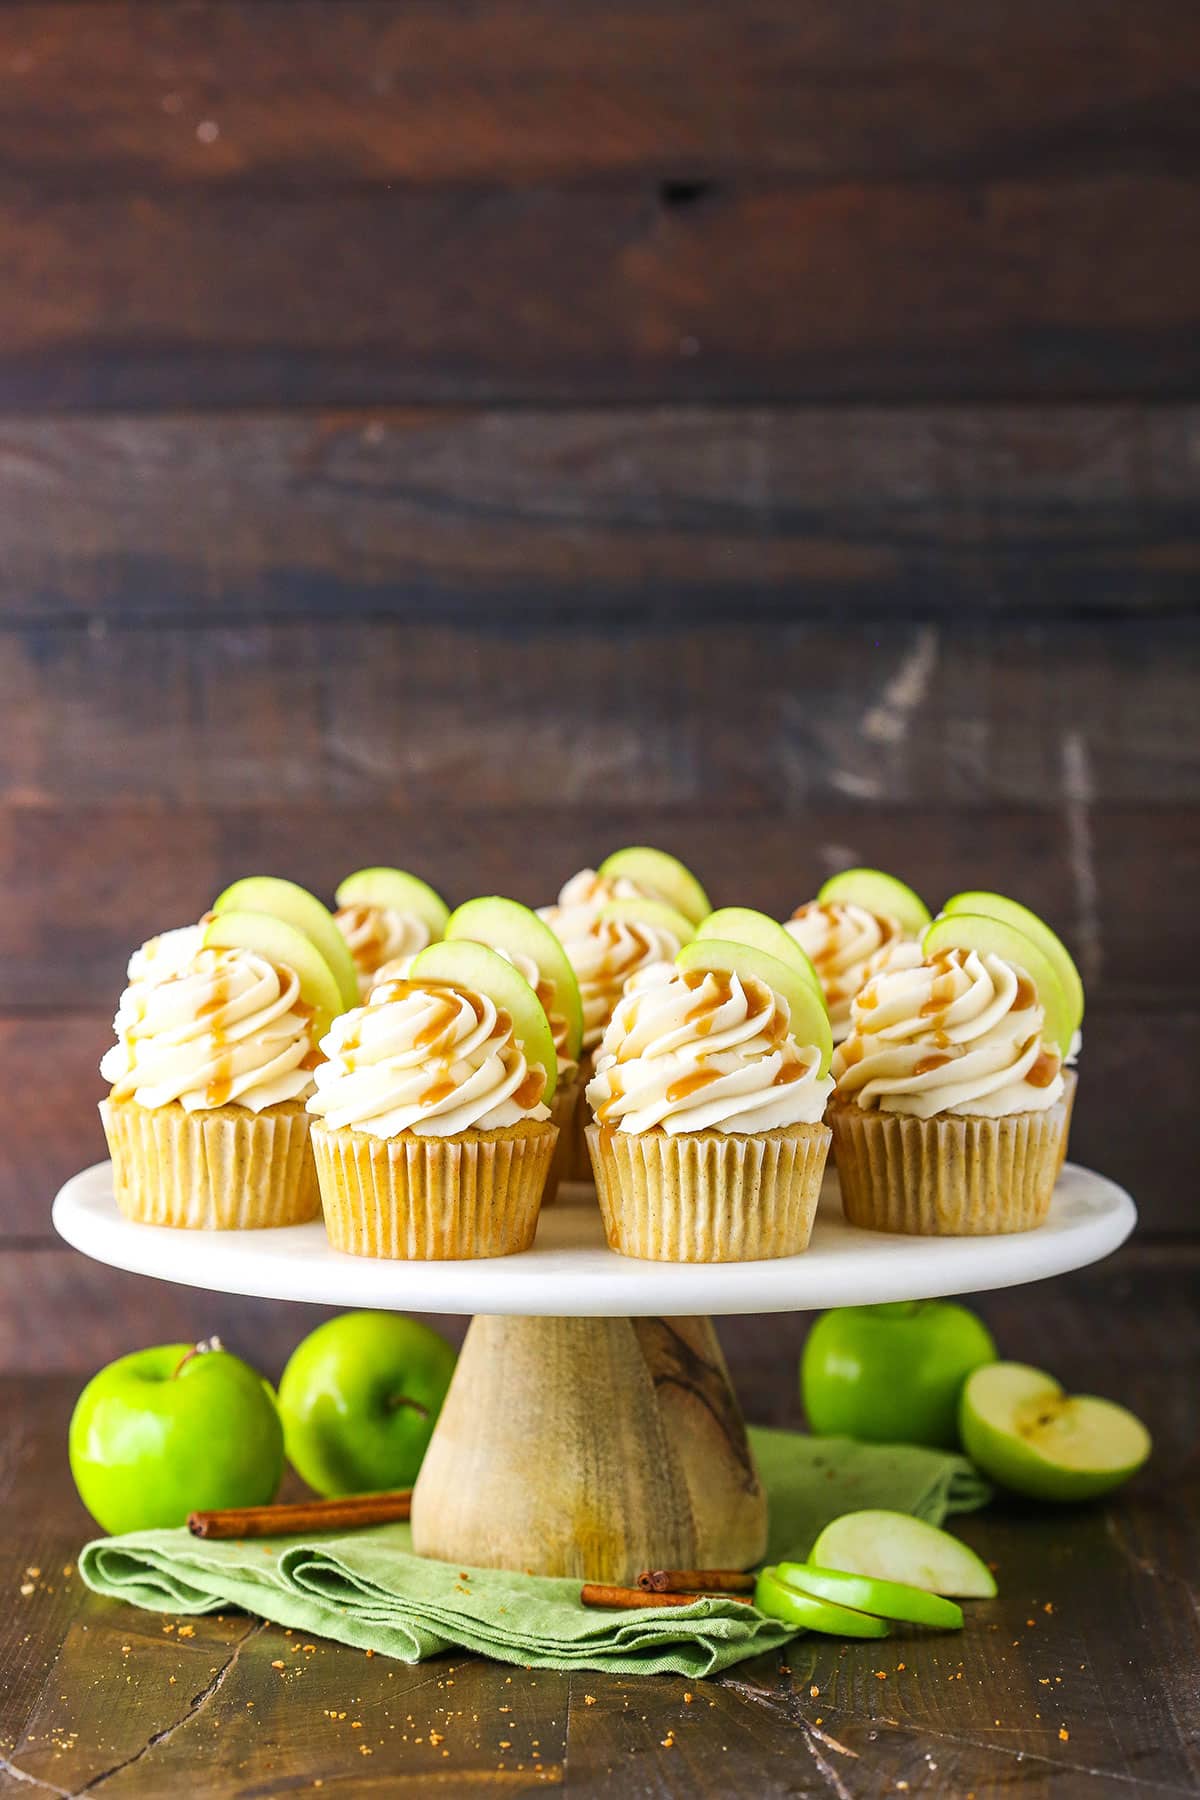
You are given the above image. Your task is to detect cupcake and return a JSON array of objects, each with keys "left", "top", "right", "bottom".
[
  {"left": 830, "top": 941, "right": 1070, "bottom": 1235},
  {"left": 585, "top": 944, "right": 834, "bottom": 1262},
  {"left": 785, "top": 869, "right": 931, "bottom": 1044},
  {"left": 306, "top": 941, "right": 559, "bottom": 1259},
  {"left": 333, "top": 868, "right": 450, "bottom": 999}
]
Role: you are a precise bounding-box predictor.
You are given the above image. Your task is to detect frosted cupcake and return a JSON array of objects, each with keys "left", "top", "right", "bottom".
[
  {"left": 306, "top": 941, "right": 559, "bottom": 1259},
  {"left": 786, "top": 870, "right": 931, "bottom": 1044},
  {"left": 585, "top": 939, "right": 834, "bottom": 1262},
  {"left": 333, "top": 868, "right": 450, "bottom": 999}
]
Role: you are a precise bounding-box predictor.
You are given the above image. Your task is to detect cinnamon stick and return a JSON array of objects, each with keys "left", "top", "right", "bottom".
[
  {"left": 638, "top": 1568, "right": 757, "bottom": 1594},
  {"left": 188, "top": 1489, "right": 412, "bottom": 1539},
  {"left": 581, "top": 1582, "right": 754, "bottom": 1610}
]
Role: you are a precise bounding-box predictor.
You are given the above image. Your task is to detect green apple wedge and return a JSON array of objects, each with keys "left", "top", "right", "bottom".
[
  {"left": 445, "top": 896, "right": 584, "bottom": 1062},
  {"left": 809, "top": 1510, "right": 997, "bottom": 1599},
  {"left": 675, "top": 938, "right": 834, "bottom": 1075},
  {"left": 598, "top": 847, "right": 711, "bottom": 925},
  {"left": 960, "top": 1363, "right": 1151, "bottom": 1503},
  {"left": 335, "top": 868, "right": 451, "bottom": 942},
  {"left": 754, "top": 1566, "right": 889, "bottom": 1637},
  {"left": 213, "top": 875, "right": 360, "bottom": 1011},
  {"left": 409, "top": 939, "right": 557, "bottom": 1103},
  {"left": 203, "top": 911, "right": 345, "bottom": 1040},
  {"left": 818, "top": 868, "right": 932, "bottom": 935},
  {"left": 940, "top": 891, "right": 1084, "bottom": 1038},
  {"left": 698, "top": 907, "right": 825, "bottom": 1000},
  {"left": 922, "top": 913, "right": 1074, "bottom": 1059},
  {"left": 775, "top": 1561, "right": 963, "bottom": 1630},
  {"left": 598, "top": 897, "right": 697, "bottom": 946}
]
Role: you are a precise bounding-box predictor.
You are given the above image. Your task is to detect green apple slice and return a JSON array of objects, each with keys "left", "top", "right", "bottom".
[
  {"left": 445, "top": 896, "right": 584, "bottom": 1061},
  {"left": 754, "top": 1565, "right": 889, "bottom": 1637},
  {"left": 809, "top": 1510, "right": 997, "bottom": 1600},
  {"left": 960, "top": 1363, "right": 1151, "bottom": 1504},
  {"left": 408, "top": 939, "right": 557, "bottom": 1103},
  {"left": 775, "top": 1561, "right": 963, "bottom": 1630},
  {"left": 598, "top": 897, "right": 697, "bottom": 946},
  {"left": 818, "top": 868, "right": 932, "bottom": 935},
  {"left": 598, "top": 847, "right": 711, "bottom": 925},
  {"left": 334, "top": 868, "right": 451, "bottom": 943},
  {"left": 212, "top": 876, "right": 360, "bottom": 1012},
  {"left": 922, "top": 913, "right": 1073, "bottom": 1058},
  {"left": 698, "top": 908, "right": 825, "bottom": 999},
  {"left": 940, "top": 891, "right": 1084, "bottom": 1036},
  {"left": 674, "top": 938, "right": 834, "bottom": 1075},
  {"left": 202, "top": 911, "right": 344, "bottom": 1040}
]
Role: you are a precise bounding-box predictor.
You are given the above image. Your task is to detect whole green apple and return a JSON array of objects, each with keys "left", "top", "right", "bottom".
[
  {"left": 277, "top": 1312, "right": 457, "bottom": 1497},
  {"left": 802, "top": 1301, "right": 997, "bottom": 1448},
  {"left": 69, "top": 1338, "right": 284, "bottom": 1535}
]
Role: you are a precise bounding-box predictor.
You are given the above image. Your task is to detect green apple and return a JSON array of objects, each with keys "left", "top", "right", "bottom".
[
  {"left": 754, "top": 1565, "right": 889, "bottom": 1637},
  {"left": 940, "top": 891, "right": 1084, "bottom": 1037},
  {"left": 598, "top": 897, "right": 697, "bottom": 945},
  {"left": 277, "top": 1312, "right": 457, "bottom": 1497},
  {"left": 409, "top": 939, "right": 557, "bottom": 1101},
  {"left": 675, "top": 938, "right": 834, "bottom": 1075},
  {"left": 212, "top": 876, "right": 359, "bottom": 1011},
  {"left": 335, "top": 868, "right": 450, "bottom": 942},
  {"left": 699, "top": 908, "right": 825, "bottom": 999},
  {"left": 818, "top": 869, "right": 932, "bottom": 935},
  {"left": 960, "top": 1362, "right": 1151, "bottom": 1503},
  {"left": 69, "top": 1338, "right": 284, "bottom": 1535},
  {"left": 445, "top": 896, "right": 584, "bottom": 1061},
  {"left": 598, "top": 847, "right": 711, "bottom": 925},
  {"left": 809, "top": 1510, "right": 997, "bottom": 1599},
  {"left": 203, "top": 911, "right": 344, "bottom": 1040},
  {"left": 922, "top": 913, "right": 1074, "bottom": 1058},
  {"left": 775, "top": 1561, "right": 963, "bottom": 1630},
  {"left": 802, "top": 1300, "right": 997, "bottom": 1449}
]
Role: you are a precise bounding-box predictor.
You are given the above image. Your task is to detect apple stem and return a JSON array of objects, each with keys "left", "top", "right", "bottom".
[
  {"left": 173, "top": 1335, "right": 225, "bottom": 1378},
  {"left": 386, "top": 1394, "right": 429, "bottom": 1419}
]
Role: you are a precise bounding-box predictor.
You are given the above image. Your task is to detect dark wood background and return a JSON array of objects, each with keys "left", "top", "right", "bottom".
[{"left": 1, "top": 0, "right": 1198, "bottom": 1377}]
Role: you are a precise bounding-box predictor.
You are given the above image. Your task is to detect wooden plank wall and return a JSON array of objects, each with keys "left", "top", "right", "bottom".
[{"left": 1, "top": 0, "right": 1197, "bottom": 1345}]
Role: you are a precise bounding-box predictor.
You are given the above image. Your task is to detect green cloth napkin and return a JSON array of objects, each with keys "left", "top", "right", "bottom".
[{"left": 79, "top": 1430, "right": 989, "bottom": 1678}]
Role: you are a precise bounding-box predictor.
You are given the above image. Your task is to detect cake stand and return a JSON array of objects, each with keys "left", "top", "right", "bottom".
[{"left": 54, "top": 1161, "right": 1135, "bottom": 1584}]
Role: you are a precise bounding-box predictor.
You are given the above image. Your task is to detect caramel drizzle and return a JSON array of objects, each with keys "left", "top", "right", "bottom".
[{"left": 665, "top": 1067, "right": 721, "bottom": 1104}]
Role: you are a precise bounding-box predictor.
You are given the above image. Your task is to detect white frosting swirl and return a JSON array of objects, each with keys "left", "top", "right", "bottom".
[
  {"left": 306, "top": 979, "right": 552, "bottom": 1139},
  {"left": 833, "top": 947, "right": 1064, "bottom": 1118},
  {"left": 126, "top": 922, "right": 206, "bottom": 983},
  {"left": 537, "top": 910, "right": 680, "bottom": 1050},
  {"left": 101, "top": 946, "right": 319, "bottom": 1113},
  {"left": 335, "top": 904, "right": 431, "bottom": 998},
  {"left": 786, "top": 902, "right": 921, "bottom": 1042},
  {"left": 586, "top": 962, "right": 833, "bottom": 1134}
]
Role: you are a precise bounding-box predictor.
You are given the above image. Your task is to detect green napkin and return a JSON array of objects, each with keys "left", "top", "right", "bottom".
[{"left": 80, "top": 1430, "right": 989, "bottom": 1678}]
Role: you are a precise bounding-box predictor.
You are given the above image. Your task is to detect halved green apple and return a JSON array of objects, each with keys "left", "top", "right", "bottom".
[
  {"left": 775, "top": 1561, "right": 963, "bottom": 1630},
  {"left": 940, "top": 891, "right": 1084, "bottom": 1037},
  {"left": 809, "top": 1509, "right": 996, "bottom": 1600},
  {"left": 698, "top": 907, "right": 825, "bottom": 999},
  {"left": 754, "top": 1565, "right": 889, "bottom": 1637},
  {"left": 674, "top": 938, "right": 833, "bottom": 1075},
  {"left": 445, "top": 896, "right": 583, "bottom": 1062},
  {"left": 212, "top": 876, "right": 360, "bottom": 1012},
  {"left": 922, "top": 913, "right": 1073, "bottom": 1058},
  {"left": 817, "top": 868, "right": 932, "bottom": 935},
  {"left": 598, "top": 847, "right": 711, "bottom": 925},
  {"left": 202, "top": 911, "right": 344, "bottom": 1040},
  {"left": 960, "top": 1363, "right": 1151, "bottom": 1504},
  {"left": 408, "top": 939, "right": 557, "bottom": 1103},
  {"left": 334, "top": 868, "right": 451, "bottom": 942},
  {"left": 598, "top": 897, "right": 697, "bottom": 946}
]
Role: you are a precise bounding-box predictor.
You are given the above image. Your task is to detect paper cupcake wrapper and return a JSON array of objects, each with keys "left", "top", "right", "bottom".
[
  {"left": 829, "top": 1098, "right": 1069, "bottom": 1236},
  {"left": 1056, "top": 1068, "right": 1078, "bottom": 1175},
  {"left": 543, "top": 1074, "right": 582, "bottom": 1205},
  {"left": 100, "top": 1098, "right": 319, "bottom": 1230},
  {"left": 586, "top": 1122, "right": 830, "bottom": 1263},
  {"left": 565, "top": 1051, "right": 597, "bottom": 1182},
  {"left": 311, "top": 1121, "right": 557, "bottom": 1259}
]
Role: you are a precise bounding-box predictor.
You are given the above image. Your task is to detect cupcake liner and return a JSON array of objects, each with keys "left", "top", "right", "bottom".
[
  {"left": 567, "top": 1051, "right": 597, "bottom": 1182},
  {"left": 311, "top": 1120, "right": 557, "bottom": 1259},
  {"left": 1056, "top": 1068, "right": 1078, "bottom": 1175},
  {"left": 829, "top": 1098, "right": 1069, "bottom": 1236},
  {"left": 100, "top": 1097, "right": 319, "bottom": 1230},
  {"left": 543, "top": 1073, "right": 582, "bottom": 1205},
  {"left": 586, "top": 1122, "right": 830, "bottom": 1263}
]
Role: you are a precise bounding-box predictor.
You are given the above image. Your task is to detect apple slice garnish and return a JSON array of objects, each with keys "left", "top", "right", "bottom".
[
  {"left": 940, "top": 891, "right": 1084, "bottom": 1038},
  {"left": 598, "top": 897, "right": 697, "bottom": 946},
  {"left": 598, "top": 847, "right": 711, "bottom": 925},
  {"left": 698, "top": 907, "right": 825, "bottom": 1000},
  {"left": 921, "top": 913, "right": 1073, "bottom": 1058},
  {"left": 675, "top": 938, "right": 833, "bottom": 1075},
  {"left": 444, "top": 896, "right": 584, "bottom": 1062},
  {"left": 817, "top": 868, "right": 932, "bottom": 935},
  {"left": 334, "top": 868, "right": 451, "bottom": 942},
  {"left": 203, "top": 910, "right": 345, "bottom": 1040},
  {"left": 960, "top": 1362, "right": 1151, "bottom": 1503},
  {"left": 754, "top": 1565, "right": 889, "bottom": 1637},
  {"left": 408, "top": 939, "right": 557, "bottom": 1103},
  {"left": 774, "top": 1561, "right": 963, "bottom": 1630},
  {"left": 809, "top": 1509, "right": 997, "bottom": 1599},
  {"left": 212, "top": 876, "right": 360, "bottom": 1012}
]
